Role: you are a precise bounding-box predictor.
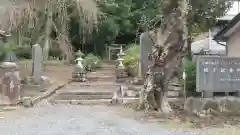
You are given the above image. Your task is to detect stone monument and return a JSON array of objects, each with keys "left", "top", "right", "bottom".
[
  {"left": 139, "top": 32, "right": 154, "bottom": 78},
  {"left": 32, "top": 44, "right": 43, "bottom": 84},
  {"left": 22, "top": 44, "right": 51, "bottom": 92}
]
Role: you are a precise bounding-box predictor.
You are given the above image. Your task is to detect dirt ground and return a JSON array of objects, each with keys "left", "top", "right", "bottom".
[
  {"left": 17, "top": 60, "right": 73, "bottom": 98},
  {"left": 17, "top": 60, "right": 73, "bottom": 83},
  {"left": 102, "top": 104, "right": 240, "bottom": 134},
  {"left": 15, "top": 60, "right": 240, "bottom": 133},
  {"left": 114, "top": 101, "right": 240, "bottom": 134}
]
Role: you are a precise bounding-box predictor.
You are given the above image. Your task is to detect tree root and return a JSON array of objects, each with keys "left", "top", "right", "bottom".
[{"left": 138, "top": 89, "right": 172, "bottom": 113}]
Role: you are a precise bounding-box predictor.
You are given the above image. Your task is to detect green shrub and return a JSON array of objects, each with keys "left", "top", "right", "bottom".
[
  {"left": 0, "top": 39, "right": 32, "bottom": 60},
  {"left": 15, "top": 46, "right": 32, "bottom": 59},
  {"left": 0, "top": 41, "right": 5, "bottom": 61},
  {"left": 123, "top": 44, "right": 140, "bottom": 76},
  {"left": 82, "top": 53, "right": 102, "bottom": 71},
  {"left": 183, "top": 58, "right": 196, "bottom": 95},
  {"left": 49, "top": 48, "right": 62, "bottom": 58}
]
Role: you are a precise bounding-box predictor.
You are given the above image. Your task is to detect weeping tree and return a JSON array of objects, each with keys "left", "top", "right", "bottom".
[
  {"left": 0, "top": 0, "right": 100, "bottom": 62},
  {"left": 138, "top": 0, "right": 232, "bottom": 113}
]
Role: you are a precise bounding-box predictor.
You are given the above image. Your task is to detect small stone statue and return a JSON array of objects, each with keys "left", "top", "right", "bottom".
[{"left": 72, "top": 56, "right": 87, "bottom": 82}]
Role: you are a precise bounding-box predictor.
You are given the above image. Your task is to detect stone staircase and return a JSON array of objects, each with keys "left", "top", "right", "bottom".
[
  {"left": 50, "top": 60, "right": 183, "bottom": 105},
  {"left": 50, "top": 61, "right": 122, "bottom": 105}
]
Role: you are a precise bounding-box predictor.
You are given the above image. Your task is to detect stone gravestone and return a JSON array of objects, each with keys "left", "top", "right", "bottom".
[
  {"left": 196, "top": 56, "right": 240, "bottom": 97},
  {"left": 0, "top": 62, "right": 21, "bottom": 105},
  {"left": 21, "top": 44, "right": 51, "bottom": 92},
  {"left": 32, "top": 44, "right": 43, "bottom": 84},
  {"left": 139, "top": 32, "right": 154, "bottom": 78}
]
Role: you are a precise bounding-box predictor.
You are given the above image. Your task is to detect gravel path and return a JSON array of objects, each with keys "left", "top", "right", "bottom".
[{"left": 0, "top": 101, "right": 234, "bottom": 135}]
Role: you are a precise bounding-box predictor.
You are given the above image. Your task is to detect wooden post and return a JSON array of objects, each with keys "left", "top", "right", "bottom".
[{"left": 183, "top": 70, "right": 187, "bottom": 101}]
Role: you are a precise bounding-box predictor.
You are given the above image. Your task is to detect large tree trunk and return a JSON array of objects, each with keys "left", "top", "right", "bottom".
[{"left": 138, "top": 0, "right": 189, "bottom": 113}]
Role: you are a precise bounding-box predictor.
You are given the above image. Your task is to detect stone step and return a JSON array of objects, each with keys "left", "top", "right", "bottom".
[
  {"left": 125, "top": 85, "right": 182, "bottom": 92},
  {"left": 51, "top": 99, "right": 113, "bottom": 105},
  {"left": 53, "top": 94, "right": 113, "bottom": 100},
  {"left": 56, "top": 90, "right": 114, "bottom": 96},
  {"left": 71, "top": 81, "right": 119, "bottom": 85},
  {"left": 88, "top": 72, "right": 115, "bottom": 75},
  {"left": 62, "top": 85, "right": 120, "bottom": 91},
  {"left": 121, "top": 89, "right": 180, "bottom": 98},
  {"left": 50, "top": 97, "right": 183, "bottom": 106},
  {"left": 126, "top": 85, "right": 142, "bottom": 91},
  {"left": 124, "top": 90, "right": 140, "bottom": 97},
  {"left": 168, "top": 85, "right": 183, "bottom": 91},
  {"left": 87, "top": 76, "right": 117, "bottom": 81},
  {"left": 74, "top": 85, "right": 120, "bottom": 89},
  {"left": 168, "top": 91, "right": 180, "bottom": 98},
  {"left": 113, "top": 97, "right": 183, "bottom": 105},
  {"left": 50, "top": 98, "right": 139, "bottom": 105}
]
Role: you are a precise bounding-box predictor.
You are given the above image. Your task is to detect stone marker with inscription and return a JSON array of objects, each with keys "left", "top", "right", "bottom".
[
  {"left": 139, "top": 32, "right": 154, "bottom": 78},
  {"left": 21, "top": 44, "right": 52, "bottom": 92},
  {"left": 32, "top": 44, "right": 43, "bottom": 84},
  {"left": 197, "top": 56, "right": 240, "bottom": 97}
]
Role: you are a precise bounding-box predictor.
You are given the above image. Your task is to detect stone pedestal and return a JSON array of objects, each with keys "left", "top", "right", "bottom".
[
  {"left": 202, "top": 91, "right": 214, "bottom": 98},
  {"left": 116, "top": 68, "right": 128, "bottom": 82},
  {"left": 0, "top": 62, "right": 21, "bottom": 105},
  {"left": 21, "top": 76, "right": 52, "bottom": 92},
  {"left": 72, "top": 68, "right": 87, "bottom": 82},
  {"left": 237, "top": 91, "right": 240, "bottom": 97}
]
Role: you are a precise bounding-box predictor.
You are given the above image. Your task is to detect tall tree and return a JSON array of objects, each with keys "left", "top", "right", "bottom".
[
  {"left": 138, "top": 0, "right": 232, "bottom": 113},
  {"left": 1, "top": 0, "right": 100, "bottom": 62},
  {"left": 96, "top": 0, "right": 160, "bottom": 44}
]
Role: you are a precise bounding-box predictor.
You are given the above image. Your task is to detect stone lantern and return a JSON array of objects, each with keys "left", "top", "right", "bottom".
[
  {"left": 75, "top": 50, "right": 84, "bottom": 58},
  {"left": 116, "top": 46, "right": 128, "bottom": 82},
  {"left": 72, "top": 52, "right": 87, "bottom": 82}
]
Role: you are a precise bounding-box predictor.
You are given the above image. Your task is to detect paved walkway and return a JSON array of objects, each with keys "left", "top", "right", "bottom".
[
  {"left": 0, "top": 102, "right": 189, "bottom": 135},
  {"left": 0, "top": 100, "right": 233, "bottom": 135},
  {"left": 2, "top": 62, "right": 233, "bottom": 135}
]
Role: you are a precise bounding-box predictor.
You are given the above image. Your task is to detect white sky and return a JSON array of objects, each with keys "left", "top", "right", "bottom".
[{"left": 219, "top": 1, "right": 240, "bottom": 20}]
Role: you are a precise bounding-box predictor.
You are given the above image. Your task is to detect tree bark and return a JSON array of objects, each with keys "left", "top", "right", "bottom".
[
  {"left": 138, "top": 0, "right": 189, "bottom": 113},
  {"left": 186, "top": 37, "right": 192, "bottom": 60},
  {"left": 43, "top": 5, "right": 52, "bottom": 62}
]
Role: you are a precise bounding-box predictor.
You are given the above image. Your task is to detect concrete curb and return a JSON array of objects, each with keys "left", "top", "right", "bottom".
[{"left": 20, "top": 80, "right": 72, "bottom": 108}]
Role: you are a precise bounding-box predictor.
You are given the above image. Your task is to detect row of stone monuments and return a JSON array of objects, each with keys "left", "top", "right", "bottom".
[
  {"left": 72, "top": 46, "right": 128, "bottom": 83},
  {"left": 0, "top": 44, "right": 52, "bottom": 105}
]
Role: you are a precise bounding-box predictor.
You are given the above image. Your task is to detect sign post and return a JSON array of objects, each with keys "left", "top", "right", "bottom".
[
  {"left": 197, "top": 56, "right": 240, "bottom": 97},
  {"left": 183, "top": 70, "right": 187, "bottom": 100}
]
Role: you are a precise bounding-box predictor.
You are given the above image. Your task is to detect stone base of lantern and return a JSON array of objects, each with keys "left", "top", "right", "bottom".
[
  {"left": 116, "top": 68, "right": 128, "bottom": 83},
  {"left": 0, "top": 62, "right": 22, "bottom": 105},
  {"left": 72, "top": 72, "right": 87, "bottom": 82},
  {"left": 21, "top": 76, "right": 52, "bottom": 92}
]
